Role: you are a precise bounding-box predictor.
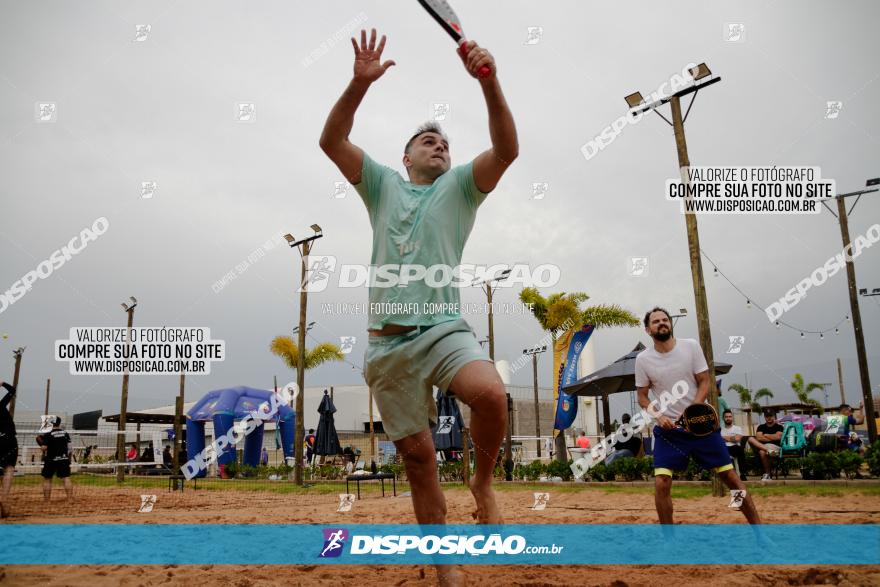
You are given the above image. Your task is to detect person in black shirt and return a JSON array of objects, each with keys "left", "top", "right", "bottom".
[
  {"left": 0, "top": 381, "right": 18, "bottom": 518},
  {"left": 755, "top": 410, "right": 784, "bottom": 481},
  {"left": 36, "top": 417, "right": 74, "bottom": 501},
  {"left": 604, "top": 413, "right": 644, "bottom": 465}
]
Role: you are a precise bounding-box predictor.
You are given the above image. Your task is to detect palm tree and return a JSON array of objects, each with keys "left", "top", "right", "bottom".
[
  {"left": 790, "top": 373, "right": 824, "bottom": 412},
  {"left": 519, "top": 287, "right": 640, "bottom": 461},
  {"left": 270, "top": 336, "right": 345, "bottom": 374},
  {"left": 728, "top": 384, "right": 774, "bottom": 434}
]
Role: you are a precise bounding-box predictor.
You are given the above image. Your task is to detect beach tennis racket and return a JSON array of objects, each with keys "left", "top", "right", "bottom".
[
  {"left": 678, "top": 403, "right": 719, "bottom": 437},
  {"left": 417, "top": 0, "right": 492, "bottom": 79}
]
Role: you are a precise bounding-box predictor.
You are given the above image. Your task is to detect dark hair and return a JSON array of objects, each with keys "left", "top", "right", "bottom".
[
  {"left": 643, "top": 307, "right": 672, "bottom": 328},
  {"left": 763, "top": 409, "right": 776, "bottom": 418},
  {"left": 722, "top": 409, "right": 733, "bottom": 415},
  {"left": 308, "top": 428, "right": 314, "bottom": 434},
  {"left": 840, "top": 404, "right": 851, "bottom": 411},
  {"left": 404, "top": 121, "right": 449, "bottom": 154},
  {"left": 53, "top": 416, "right": 62, "bottom": 427},
  {"left": 621, "top": 413, "right": 631, "bottom": 424}
]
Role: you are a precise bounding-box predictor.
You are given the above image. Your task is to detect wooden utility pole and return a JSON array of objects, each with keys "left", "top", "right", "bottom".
[
  {"left": 532, "top": 353, "right": 541, "bottom": 457},
  {"left": 837, "top": 358, "right": 846, "bottom": 406},
  {"left": 8, "top": 348, "right": 24, "bottom": 418},
  {"left": 482, "top": 276, "right": 514, "bottom": 480},
  {"left": 116, "top": 300, "right": 136, "bottom": 483},
  {"left": 461, "top": 427, "right": 471, "bottom": 485},
  {"left": 368, "top": 385, "right": 375, "bottom": 460},
  {"left": 524, "top": 346, "right": 547, "bottom": 458},
  {"left": 670, "top": 95, "right": 723, "bottom": 497},
  {"left": 44, "top": 379, "right": 50, "bottom": 415},
  {"left": 294, "top": 246, "right": 310, "bottom": 486},
  {"left": 172, "top": 373, "right": 185, "bottom": 477},
  {"left": 835, "top": 196, "right": 877, "bottom": 443}
]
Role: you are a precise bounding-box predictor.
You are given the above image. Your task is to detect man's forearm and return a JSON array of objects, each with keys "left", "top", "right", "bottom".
[
  {"left": 480, "top": 78, "right": 518, "bottom": 162},
  {"left": 320, "top": 79, "right": 372, "bottom": 148},
  {"left": 694, "top": 377, "right": 709, "bottom": 405}
]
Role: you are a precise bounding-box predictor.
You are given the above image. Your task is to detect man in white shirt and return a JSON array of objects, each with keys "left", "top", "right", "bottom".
[
  {"left": 636, "top": 307, "right": 761, "bottom": 525},
  {"left": 721, "top": 409, "right": 747, "bottom": 480}
]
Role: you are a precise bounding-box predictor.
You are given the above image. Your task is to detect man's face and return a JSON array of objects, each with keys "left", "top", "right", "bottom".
[
  {"left": 764, "top": 414, "right": 776, "bottom": 426},
  {"left": 403, "top": 132, "right": 450, "bottom": 180},
  {"left": 841, "top": 406, "right": 852, "bottom": 416},
  {"left": 646, "top": 311, "right": 673, "bottom": 342},
  {"left": 724, "top": 412, "right": 734, "bottom": 426}
]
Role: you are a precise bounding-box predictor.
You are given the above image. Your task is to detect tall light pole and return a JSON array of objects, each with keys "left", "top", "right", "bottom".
[
  {"left": 523, "top": 345, "right": 547, "bottom": 458},
  {"left": 116, "top": 296, "right": 137, "bottom": 483},
  {"left": 626, "top": 63, "right": 724, "bottom": 496},
  {"left": 285, "top": 225, "right": 323, "bottom": 486},
  {"left": 823, "top": 178, "right": 878, "bottom": 443},
  {"left": 8, "top": 347, "right": 24, "bottom": 418},
  {"left": 172, "top": 371, "right": 185, "bottom": 480},
  {"left": 475, "top": 268, "right": 513, "bottom": 479}
]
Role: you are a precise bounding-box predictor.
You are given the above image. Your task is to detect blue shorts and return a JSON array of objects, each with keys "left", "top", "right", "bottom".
[{"left": 652, "top": 426, "right": 733, "bottom": 476}]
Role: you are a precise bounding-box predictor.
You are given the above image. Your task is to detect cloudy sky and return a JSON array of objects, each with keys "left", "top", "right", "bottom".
[{"left": 1, "top": 0, "right": 878, "bottom": 423}]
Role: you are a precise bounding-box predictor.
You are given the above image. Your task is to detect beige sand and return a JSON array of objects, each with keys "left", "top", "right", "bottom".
[{"left": 2, "top": 485, "right": 879, "bottom": 586}]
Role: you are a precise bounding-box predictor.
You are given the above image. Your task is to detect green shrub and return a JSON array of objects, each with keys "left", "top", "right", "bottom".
[
  {"left": 613, "top": 457, "right": 646, "bottom": 481},
  {"left": 866, "top": 443, "right": 880, "bottom": 478},
  {"left": 378, "top": 463, "right": 406, "bottom": 481},
  {"left": 800, "top": 452, "right": 841, "bottom": 480},
  {"left": 673, "top": 457, "right": 711, "bottom": 481},
  {"left": 587, "top": 461, "right": 614, "bottom": 482},
  {"left": 545, "top": 459, "right": 574, "bottom": 482},
  {"left": 836, "top": 451, "right": 863, "bottom": 479},
  {"left": 438, "top": 461, "right": 464, "bottom": 482}
]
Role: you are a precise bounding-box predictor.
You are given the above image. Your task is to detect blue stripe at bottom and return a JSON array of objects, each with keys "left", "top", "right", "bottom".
[{"left": 1, "top": 524, "right": 876, "bottom": 565}]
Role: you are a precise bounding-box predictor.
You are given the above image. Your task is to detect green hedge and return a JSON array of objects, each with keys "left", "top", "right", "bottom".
[{"left": 866, "top": 443, "right": 880, "bottom": 478}]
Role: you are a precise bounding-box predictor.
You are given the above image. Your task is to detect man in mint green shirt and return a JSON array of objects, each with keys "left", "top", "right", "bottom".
[{"left": 320, "top": 26, "right": 518, "bottom": 570}]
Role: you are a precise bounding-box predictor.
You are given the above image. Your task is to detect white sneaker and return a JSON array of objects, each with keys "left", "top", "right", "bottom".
[
  {"left": 728, "top": 490, "right": 746, "bottom": 510},
  {"left": 761, "top": 474, "right": 772, "bottom": 482}
]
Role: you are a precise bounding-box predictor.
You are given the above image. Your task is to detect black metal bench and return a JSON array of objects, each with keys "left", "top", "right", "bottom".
[{"left": 345, "top": 473, "right": 396, "bottom": 499}]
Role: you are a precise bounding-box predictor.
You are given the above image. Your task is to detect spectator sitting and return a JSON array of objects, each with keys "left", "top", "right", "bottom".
[
  {"left": 840, "top": 402, "right": 865, "bottom": 436},
  {"left": 720, "top": 409, "right": 747, "bottom": 480},
  {"left": 755, "top": 410, "right": 784, "bottom": 481},
  {"left": 848, "top": 431, "right": 867, "bottom": 456},
  {"left": 162, "top": 446, "right": 173, "bottom": 469},
  {"left": 576, "top": 430, "right": 591, "bottom": 450},
  {"left": 604, "top": 413, "right": 642, "bottom": 466}
]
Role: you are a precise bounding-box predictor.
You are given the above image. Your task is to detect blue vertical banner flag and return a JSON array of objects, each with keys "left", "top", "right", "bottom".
[{"left": 552, "top": 325, "right": 595, "bottom": 433}]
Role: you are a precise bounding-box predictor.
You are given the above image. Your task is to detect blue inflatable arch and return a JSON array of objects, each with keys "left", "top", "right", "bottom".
[{"left": 185, "top": 386, "right": 295, "bottom": 478}]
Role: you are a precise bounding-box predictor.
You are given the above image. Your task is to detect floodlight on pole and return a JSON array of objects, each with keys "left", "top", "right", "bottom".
[
  {"left": 473, "top": 266, "right": 513, "bottom": 478},
  {"left": 116, "top": 296, "right": 137, "bottom": 483},
  {"left": 624, "top": 62, "right": 723, "bottom": 495},
  {"left": 823, "top": 177, "right": 879, "bottom": 443},
  {"left": 523, "top": 345, "right": 548, "bottom": 457},
  {"left": 624, "top": 92, "right": 645, "bottom": 109},
  {"left": 286, "top": 224, "right": 324, "bottom": 486}
]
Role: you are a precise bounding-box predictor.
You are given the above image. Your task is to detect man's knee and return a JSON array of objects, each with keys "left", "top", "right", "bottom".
[
  {"left": 464, "top": 381, "right": 507, "bottom": 414},
  {"left": 655, "top": 474, "right": 672, "bottom": 494}
]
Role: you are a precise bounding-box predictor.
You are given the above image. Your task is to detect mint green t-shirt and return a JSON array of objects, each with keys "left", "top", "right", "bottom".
[{"left": 354, "top": 153, "right": 489, "bottom": 330}]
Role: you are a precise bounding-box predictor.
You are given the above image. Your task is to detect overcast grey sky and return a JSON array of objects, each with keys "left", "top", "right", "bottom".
[{"left": 1, "top": 1, "right": 878, "bottom": 422}]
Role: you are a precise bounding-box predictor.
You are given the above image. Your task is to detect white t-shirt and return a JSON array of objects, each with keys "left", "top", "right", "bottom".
[
  {"left": 634, "top": 338, "right": 709, "bottom": 420},
  {"left": 721, "top": 424, "right": 743, "bottom": 446}
]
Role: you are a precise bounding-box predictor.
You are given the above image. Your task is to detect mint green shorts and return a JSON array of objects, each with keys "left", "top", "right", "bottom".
[{"left": 363, "top": 318, "right": 491, "bottom": 441}]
